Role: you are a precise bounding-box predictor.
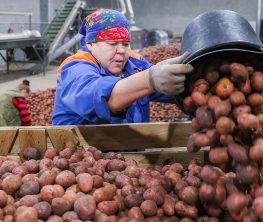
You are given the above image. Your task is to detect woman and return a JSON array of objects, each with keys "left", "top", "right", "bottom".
[{"left": 52, "top": 9, "right": 193, "bottom": 125}]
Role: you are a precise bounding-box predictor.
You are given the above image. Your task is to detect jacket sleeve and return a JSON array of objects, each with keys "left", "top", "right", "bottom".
[{"left": 58, "top": 62, "right": 122, "bottom": 123}]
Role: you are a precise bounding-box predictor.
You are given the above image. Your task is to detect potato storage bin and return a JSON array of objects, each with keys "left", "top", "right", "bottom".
[{"left": 0, "top": 122, "right": 207, "bottom": 167}]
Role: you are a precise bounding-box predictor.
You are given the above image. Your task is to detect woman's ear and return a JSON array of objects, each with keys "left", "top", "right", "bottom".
[{"left": 86, "top": 43, "right": 92, "bottom": 51}]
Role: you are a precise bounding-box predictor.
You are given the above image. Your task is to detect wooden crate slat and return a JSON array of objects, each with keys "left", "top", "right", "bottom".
[
  {"left": 0, "top": 129, "right": 18, "bottom": 156},
  {"left": 47, "top": 127, "right": 79, "bottom": 151},
  {"left": 124, "top": 147, "right": 209, "bottom": 168},
  {"left": 18, "top": 129, "right": 47, "bottom": 159},
  {"left": 78, "top": 122, "right": 193, "bottom": 150}
]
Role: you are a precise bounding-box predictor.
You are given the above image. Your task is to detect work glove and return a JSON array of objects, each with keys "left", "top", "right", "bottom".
[{"left": 149, "top": 52, "right": 194, "bottom": 96}]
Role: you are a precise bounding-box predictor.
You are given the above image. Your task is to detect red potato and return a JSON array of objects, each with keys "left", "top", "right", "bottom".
[
  {"left": 39, "top": 158, "right": 53, "bottom": 171},
  {"left": 253, "top": 196, "right": 263, "bottom": 220},
  {"left": 214, "top": 99, "right": 232, "bottom": 119},
  {"left": 3, "top": 204, "right": 16, "bottom": 216},
  {"left": 208, "top": 147, "right": 229, "bottom": 165},
  {"left": 200, "top": 165, "right": 220, "bottom": 184},
  {"left": 140, "top": 200, "right": 158, "bottom": 217},
  {"left": 143, "top": 186, "right": 166, "bottom": 206},
  {"left": 206, "top": 128, "right": 220, "bottom": 146},
  {"left": 251, "top": 71, "right": 263, "bottom": 91},
  {"left": 0, "top": 190, "right": 8, "bottom": 208},
  {"left": 192, "top": 79, "right": 210, "bottom": 94},
  {"left": 2, "top": 174, "right": 22, "bottom": 195},
  {"left": 12, "top": 165, "right": 29, "bottom": 177},
  {"left": 194, "top": 132, "right": 211, "bottom": 147},
  {"left": 97, "top": 200, "right": 119, "bottom": 216},
  {"left": 18, "top": 181, "right": 40, "bottom": 197},
  {"left": 62, "top": 190, "right": 78, "bottom": 207},
  {"left": 115, "top": 174, "right": 133, "bottom": 189},
  {"left": 236, "top": 164, "right": 259, "bottom": 186},
  {"left": 55, "top": 170, "right": 76, "bottom": 188},
  {"left": 62, "top": 211, "right": 79, "bottom": 222},
  {"left": 76, "top": 173, "right": 93, "bottom": 193},
  {"left": 15, "top": 207, "right": 38, "bottom": 222},
  {"left": 17, "top": 195, "right": 39, "bottom": 207},
  {"left": 183, "top": 96, "right": 197, "bottom": 113},
  {"left": 128, "top": 207, "right": 144, "bottom": 220},
  {"left": 33, "top": 201, "right": 52, "bottom": 220},
  {"left": 206, "top": 71, "right": 220, "bottom": 84},
  {"left": 53, "top": 157, "right": 69, "bottom": 171},
  {"left": 229, "top": 62, "right": 249, "bottom": 82},
  {"left": 44, "top": 148, "right": 59, "bottom": 160},
  {"left": 237, "top": 113, "right": 260, "bottom": 131},
  {"left": 191, "top": 91, "right": 207, "bottom": 106},
  {"left": 174, "top": 201, "right": 198, "bottom": 218},
  {"left": 199, "top": 183, "right": 215, "bottom": 202},
  {"left": 226, "top": 192, "right": 248, "bottom": 213},
  {"left": 74, "top": 195, "right": 96, "bottom": 221},
  {"left": 191, "top": 117, "right": 201, "bottom": 131},
  {"left": 178, "top": 186, "right": 198, "bottom": 204},
  {"left": 243, "top": 208, "right": 259, "bottom": 222},
  {"left": 227, "top": 142, "right": 249, "bottom": 164},
  {"left": 162, "top": 194, "right": 176, "bottom": 216},
  {"left": 106, "top": 159, "right": 126, "bottom": 172},
  {"left": 249, "top": 139, "right": 263, "bottom": 161},
  {"left": 22, "top": 147, "right": 42, "bottom": 160},
  {"left": 40, "top": 185, "right": 65, "bottom": 203},
  {"left": 93, "top": 184, "right": 117, "bottom": 203},
  {"left": 46, "top": 215, "right": 63, "bottom": 222},
  {"left": 195, "top": 106, "right": 213, "bottom": 129},
  {"left": 38, "top": 170, "right": 56, "bottom": 187},
  {"left": 214, "top": 183, "right": 227, "bottom": 204},
  {"left": 187, "top": 133, "right": 201, "bottom": 153},
  {"left": 51, "top": 197, "right": 71, "bottom": 216},
  {"left": 229, "top": 91, "right": 246, "bottom": 106},
  {"left": 19, "top": 173, "right": 31, "bottom": 186},
  {"left": 124, "top": 193, "right": 144, "bottom": 208},
  {"left": 247, "top": 93, "right": 263, "bottom": 107},
  {"left": 239, "top": 78, "right": 252, "bottom": 95},
  {"left": 23, "top": 159, "right": 39, "bottom": 174},
  {"left": 207, "top": 95, "right": 221, "bottom": 111},
  {"left": 121, "top": 185, "right": 136, "bottom": 197},
  {"left": 215, "top": 116, "right": 235, "bottom": 135}
]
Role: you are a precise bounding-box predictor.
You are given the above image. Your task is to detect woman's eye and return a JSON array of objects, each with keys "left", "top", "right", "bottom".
[{"left": 108, "top": 42, "right": 118, "bottom": 46}]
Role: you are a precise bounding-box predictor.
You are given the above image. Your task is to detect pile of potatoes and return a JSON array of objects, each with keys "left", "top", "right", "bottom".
[
  {"left": 26, "top": 88, "right": 55, "bottom": 126},
  {"left": 183, "top": 60, "right": 263, "bottom": 221},
  {"left": 140, "top": 43, "right": 180, "bottom": 65},
  {"left": 1, "top": 142, "right": 249, "bottom": 222},
  {"left": 150, "top": 102, "right": 185, "bottom": 122}
]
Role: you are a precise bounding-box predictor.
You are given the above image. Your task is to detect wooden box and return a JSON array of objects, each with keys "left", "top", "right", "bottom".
[{"left": 0, "top": 122, "right": 208, "bottom": 168}]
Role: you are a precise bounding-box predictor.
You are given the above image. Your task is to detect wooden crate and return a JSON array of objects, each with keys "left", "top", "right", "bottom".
[{"left": 0, "top": 122, "right": 208, "bottom": 167}]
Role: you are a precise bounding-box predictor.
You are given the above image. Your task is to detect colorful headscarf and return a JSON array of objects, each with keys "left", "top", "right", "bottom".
[{"left": 79, "top": 9, "right": 131, "bottom": 43}]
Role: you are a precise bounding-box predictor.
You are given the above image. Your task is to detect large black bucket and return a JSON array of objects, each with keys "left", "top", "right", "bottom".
[{"left": 180, "top": 10, "right": 263, "bottom": 64}]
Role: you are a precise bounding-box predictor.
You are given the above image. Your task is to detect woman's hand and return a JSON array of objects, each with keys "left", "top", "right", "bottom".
[{"left": 149, "top": 52, "right": 194, "bottom": 96}]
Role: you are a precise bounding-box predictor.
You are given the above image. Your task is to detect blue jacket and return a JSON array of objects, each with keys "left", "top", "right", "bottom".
[{"left": 52, "top": 47, "right": 175, "bottom": 125}]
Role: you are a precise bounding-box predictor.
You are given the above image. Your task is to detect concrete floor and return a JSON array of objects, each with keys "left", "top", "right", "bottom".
[{"left": 0, "top": 64, "right": 58, "bottom": 95}]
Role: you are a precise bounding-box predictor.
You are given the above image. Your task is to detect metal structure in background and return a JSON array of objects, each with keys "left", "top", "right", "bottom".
[
  {"left": 257, "top": 0, "right": 262, "bottom": 38},
  {"left": 0, "top": 37, "right": 47, "bottom": 74},
  {"left": 0, "top": 11, "right": 32, "bottom": 30}
]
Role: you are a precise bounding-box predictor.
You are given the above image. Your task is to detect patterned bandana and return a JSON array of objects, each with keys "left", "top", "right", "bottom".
[{"left": 79, "top": 9, "right": 131, "bottom": 43}]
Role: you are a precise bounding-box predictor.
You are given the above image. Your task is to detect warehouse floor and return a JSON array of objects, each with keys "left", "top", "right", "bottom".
[{"left": 0, "top": 64, "right": 58, "bottom": 95}]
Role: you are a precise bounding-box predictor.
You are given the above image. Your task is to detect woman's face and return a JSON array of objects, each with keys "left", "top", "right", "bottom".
[{"left": 87, "top": 42, "right": 130, "bottom": 76}]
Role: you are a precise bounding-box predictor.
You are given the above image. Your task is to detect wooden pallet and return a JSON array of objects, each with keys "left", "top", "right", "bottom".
[{"left": 0, "top": 122, "right": 208, "bottom": 167}]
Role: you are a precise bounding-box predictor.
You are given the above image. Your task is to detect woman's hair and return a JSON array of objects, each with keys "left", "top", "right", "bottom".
[{"left": 18, "top": 83, "right": 31, "bottom": 93}]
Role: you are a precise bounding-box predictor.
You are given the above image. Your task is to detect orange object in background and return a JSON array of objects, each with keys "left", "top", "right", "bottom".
[{"left": 215, "top": 77, "right": 235, "bottom": 98}]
